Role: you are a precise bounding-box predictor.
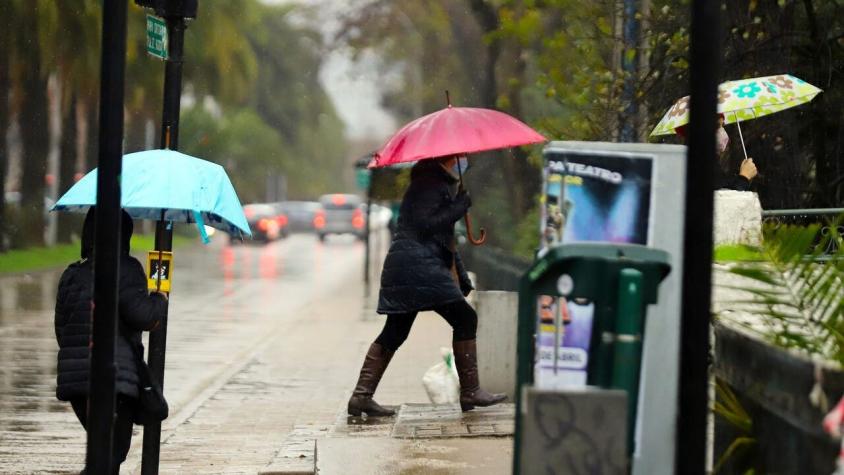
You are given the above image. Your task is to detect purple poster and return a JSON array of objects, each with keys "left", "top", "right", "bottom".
[{"left": 536, "top": 149, "right": 654, "bottom": 388}]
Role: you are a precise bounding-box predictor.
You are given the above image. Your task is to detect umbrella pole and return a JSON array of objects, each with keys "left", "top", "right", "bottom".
[
  {"left": 456, "top": 158, "right": 486, "bottom": 246},
  {"left": 733, "top": 112, "right": 749, "bottom": 160}
]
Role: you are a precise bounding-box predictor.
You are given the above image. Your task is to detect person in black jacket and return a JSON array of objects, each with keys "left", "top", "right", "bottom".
[
  {"left": 347, "top": 156, "right": 507, "bottom": 417},
  {"left": 714, "top": 115, "right": 758, "bottom": 190},
  {"left": 54, "top": 208, "right": 167, "bottom": 474},
  {"left": 677, "top": 115, "right": 759, "bottom": 190}
]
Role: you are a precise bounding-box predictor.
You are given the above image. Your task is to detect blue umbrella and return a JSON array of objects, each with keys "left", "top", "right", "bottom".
[{"left": 53, "top": 149, "right": 252, "bottom": 240}]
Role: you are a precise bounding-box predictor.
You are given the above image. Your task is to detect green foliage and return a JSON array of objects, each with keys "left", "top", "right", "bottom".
[
  {"left": 0, "top": 233, "right": 188, "bottom": 275},
  {"left": 2, "top": 0, "right": 349, "bottom": 251},
  {"left": 0, "top": 242, "right": 80, "bottom": 274},
  {"left": 513, "top": 199, "right": 541, "bottom": 258},
  {"left": 717, "top": 220, "right": 844, "bottom": 363},
  {"left": 498, "top": 0, "right": 624, "bottom": 141},
  {"left": 714, "top": 244, "right": 764, "bottom": 262},
  {"left": 180, "top": 107, "right": 285, "bottom": 204},
  {"left": 712, "top": 379, "right": 758, "bottom": 474}
]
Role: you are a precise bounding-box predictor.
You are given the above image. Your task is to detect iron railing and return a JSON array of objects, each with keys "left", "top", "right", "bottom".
[{"left": 762, "top": 208, "right": 844, "bottom": 256}]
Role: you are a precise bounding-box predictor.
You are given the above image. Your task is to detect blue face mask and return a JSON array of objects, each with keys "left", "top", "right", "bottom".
[{"left": 451, "top": 157, "right": 469, "bottom": 175}]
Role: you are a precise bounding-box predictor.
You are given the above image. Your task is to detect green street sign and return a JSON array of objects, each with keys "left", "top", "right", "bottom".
[
  {"left": 146, "top": 14, "right": 168, "bottom": 60},
  {"left": 356, "top": 169, "right": 371, "bottom": 189}
]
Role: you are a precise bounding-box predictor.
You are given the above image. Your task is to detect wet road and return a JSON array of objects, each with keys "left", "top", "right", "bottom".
[{"left": 0, "top": 233, "right": 371, "bottom": 474}]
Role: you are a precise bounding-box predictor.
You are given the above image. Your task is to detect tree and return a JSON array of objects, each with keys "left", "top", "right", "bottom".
[
  {"left": 337, "top": 0, "right": 536, "bottom": 248},
  {"left": 51, "top": 2, "right": 101, "bottom": 243},
  {"left": 177, "top": 4, "right": 349, "bottom": 202},
  {"left": 0, "top": 1, "right": 12, "bottom": 251},
  {"left": 14, "top": 1, "right": 55, "bottom": 247},
  {"left": 246, "top": 3, "right": 347, "bottom": 198}
]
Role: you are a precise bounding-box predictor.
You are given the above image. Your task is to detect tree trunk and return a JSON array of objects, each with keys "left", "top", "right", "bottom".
[
  {"left": 467, "top": 0, "right": 500, "bottom": 110},
  {"left": 503, "top": 45, "right": 541, "bottom": 220},
  {"left": 84, "top": 100, "right": 98, "bottom": 174},
  {"left": 18, "top": 9, "right": 49, "bottom": 248},
  {"left": 468, "top": 0, "right": 540, "bottom": 230},
  {"left": 801, "top": 0, "right": 836, "bottom": 207},
  {"left": 57, "top": 93, "right": 78, "bottom": 244},
  {"left": 0, "top": 3, "right": 9, "bottom": 252}
]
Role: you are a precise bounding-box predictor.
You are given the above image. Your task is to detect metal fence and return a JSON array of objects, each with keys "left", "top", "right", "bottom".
[{"left": 762, "top": 208, "right": 844, "bottom": 255}]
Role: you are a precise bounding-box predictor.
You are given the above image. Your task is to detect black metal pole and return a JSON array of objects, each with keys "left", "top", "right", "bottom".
[
  {"left": 86, "top": 0, "right": 128, "bottom": 473},
  {"left": 141, "top": 15, "right": 185, "bottom": 475},
  {"left": 675, "top": 0, "right": 720, "bottom": 473},
  {"left": 619, "top": 0, "right": 641, "bottom": 142},
  {"left": 364, "top": 179, "right": 372, "bottom": 289}
]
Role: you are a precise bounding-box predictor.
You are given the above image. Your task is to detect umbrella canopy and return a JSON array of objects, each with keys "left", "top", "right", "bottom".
[
  {"left": 369, "top": 105, "right": 546, "bottom": 168},
  {"left": 53, "top": 149, "right": 251, "bottom": 238},
  {"left": 650, "top": 74, "right": 822, "bottom": 136}
]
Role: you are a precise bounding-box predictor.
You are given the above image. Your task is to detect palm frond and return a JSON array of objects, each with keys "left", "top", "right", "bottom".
[{"left": 716, "top": 216, "right": 844, "bottom": 362}]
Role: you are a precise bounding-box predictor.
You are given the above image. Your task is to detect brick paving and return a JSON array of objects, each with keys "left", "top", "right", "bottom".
[{"left": 391, "top": 403, "right": 514, "bottom": 439}]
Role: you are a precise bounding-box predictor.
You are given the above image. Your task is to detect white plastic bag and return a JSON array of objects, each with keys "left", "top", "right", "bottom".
[{"left": 422, "top": 347, "right": 460, "bottom": 405}]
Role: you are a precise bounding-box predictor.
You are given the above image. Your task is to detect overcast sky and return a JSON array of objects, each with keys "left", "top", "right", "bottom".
[{"left": 262, "top": 0, "right": 397, "bottom": 142}]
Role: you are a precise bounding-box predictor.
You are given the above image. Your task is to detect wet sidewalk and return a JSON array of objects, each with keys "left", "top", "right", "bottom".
[
  {"left": 125, "top": 260, "right": 514, "bottom": 474},
  {"left": 0, "top": 235, "right": 369, "bottom": 474},
  {"left": 0, "top": 232, "right": 514, "bottom": 474}
]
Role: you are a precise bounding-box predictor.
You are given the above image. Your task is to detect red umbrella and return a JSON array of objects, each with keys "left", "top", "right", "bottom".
[
  {"left": 370, "top": 106, "right": 545, "bottom": 168},
  {"left": 369, "top": 95, "right": 545, "bottom": 245}
]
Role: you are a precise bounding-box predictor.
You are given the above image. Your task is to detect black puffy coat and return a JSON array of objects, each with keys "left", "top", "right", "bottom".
[
  {"left": 377, "top": 160, "right": 473, "bottom": 314},
  {"left": 54, "top": 210, "right": 167, "bottom": 401},
  {"left": 715, "top": 160, "right": 751, "bottom": 191}
]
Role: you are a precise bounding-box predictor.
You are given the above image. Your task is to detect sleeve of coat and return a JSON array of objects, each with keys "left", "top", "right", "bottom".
[
  {"left": 455, "top": 252, "right": 474, "bottom": 296},
  {"left": 411, "top": 181, "right": 470, "bottom": 233},
  {"left": 118, "top": 258, "right": 167, "bottom": 331}
]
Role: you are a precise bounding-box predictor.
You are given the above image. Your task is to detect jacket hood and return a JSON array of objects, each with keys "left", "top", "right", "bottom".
[
  {"left": 81, "top": 207, "right": 134, "bottom": 259},
  {"left": 411, "top": 159, "right": 459, "bottom": 184}
]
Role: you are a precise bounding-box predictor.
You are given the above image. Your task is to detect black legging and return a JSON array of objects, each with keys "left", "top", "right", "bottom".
[
  {"left": 375, "top": 299, "right": 478, "bottom": 352},
  {"left": 71, "top": 396, "right": 137, "bottom": 474}
]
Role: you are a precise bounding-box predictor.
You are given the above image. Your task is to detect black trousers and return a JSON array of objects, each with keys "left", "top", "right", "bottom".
[
  {"left": 70, "top": 396, "right": 137, "bottom": 474},
  {"left": 375, "top": 299, "right": 478, "bottom": 352}
]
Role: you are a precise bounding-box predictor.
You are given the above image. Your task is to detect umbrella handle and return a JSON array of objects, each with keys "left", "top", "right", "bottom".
[
  {"left": 733, "top": 112, "right": 748, "bottom": 160},
  {"left": 464, "top": 213, "right": 486, "bottom": 246}
]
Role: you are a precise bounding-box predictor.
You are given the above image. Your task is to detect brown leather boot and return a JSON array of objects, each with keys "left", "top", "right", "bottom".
[
  {"left": 453, "top": 339, "right": 507, "bottom": 412},
  {"left": 347, "top": 343, "right": 396, "bottom": 417}
]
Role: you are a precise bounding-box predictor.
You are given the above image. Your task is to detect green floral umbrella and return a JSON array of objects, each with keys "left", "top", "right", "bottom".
[{"left": 650, "top": 74, "right": 822, "bottom": 156}]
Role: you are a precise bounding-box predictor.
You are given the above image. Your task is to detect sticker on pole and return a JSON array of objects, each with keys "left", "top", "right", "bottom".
[
  {"left": 146, "top": 14, "right": 168, "bottom": 60},
  {"left": 147, "top": 251, "right": 173, "bottom": 292}
]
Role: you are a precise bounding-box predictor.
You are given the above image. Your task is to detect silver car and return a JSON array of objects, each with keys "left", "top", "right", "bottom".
[{"left": 314, "top": 194, "right": 365, "bottom": 242}]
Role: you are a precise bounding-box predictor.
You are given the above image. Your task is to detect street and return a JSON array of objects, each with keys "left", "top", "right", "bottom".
[{"left": 0, "top": 232, "right": 486, "bottom": 474}]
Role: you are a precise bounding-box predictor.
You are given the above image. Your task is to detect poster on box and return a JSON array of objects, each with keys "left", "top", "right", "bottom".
[{"left": 535, "top": 148, "right": 654, "bottom": 388}]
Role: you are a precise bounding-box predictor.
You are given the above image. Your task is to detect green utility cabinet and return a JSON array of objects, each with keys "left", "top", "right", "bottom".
[{"left": 513, "top": 243, "right": 671, "bottom": 474}]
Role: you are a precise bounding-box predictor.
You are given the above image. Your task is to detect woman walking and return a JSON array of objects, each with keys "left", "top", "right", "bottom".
[{"left": 348, "top": 156, "right": 506, "bottom": 417}]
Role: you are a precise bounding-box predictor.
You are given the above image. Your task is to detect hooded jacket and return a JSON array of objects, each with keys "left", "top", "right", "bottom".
[
  {"left": 54, "top": 208, "right": 167, "bottom": 401},
  {"left": 377, "top": 160, "right": 473, "bottom": 314}
]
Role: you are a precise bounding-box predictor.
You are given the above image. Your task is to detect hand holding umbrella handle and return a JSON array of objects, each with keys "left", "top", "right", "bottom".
[{"left": 464, "top": 212, "right": 486, "bottom": 246}]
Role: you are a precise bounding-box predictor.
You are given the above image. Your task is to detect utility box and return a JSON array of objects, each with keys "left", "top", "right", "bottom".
[
  {"left": 512, "top": 242, "right": 671, "bottom": 475},
  {"left": 524, "top": 141, "right": 686, "bottom": 474}
]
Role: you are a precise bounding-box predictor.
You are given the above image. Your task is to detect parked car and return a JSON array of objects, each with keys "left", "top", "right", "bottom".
[
  {"left": 240, "top": 203, "right": 286, "bottom": 243},
  {"left": 272, "top": 201, "right": 321, "bottom": 233},
  {"left": 314, "top": 194, "right": 365, "bottom": 242}
]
